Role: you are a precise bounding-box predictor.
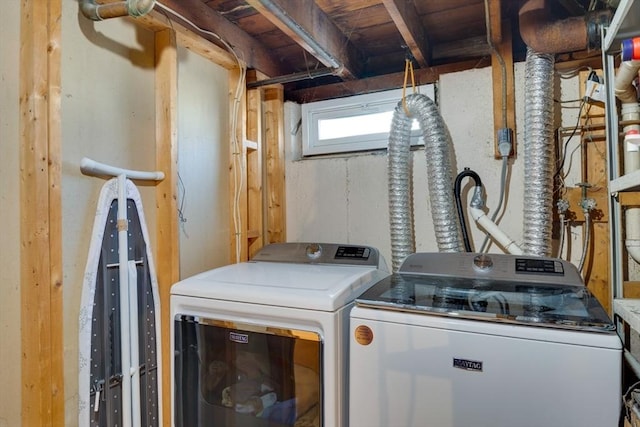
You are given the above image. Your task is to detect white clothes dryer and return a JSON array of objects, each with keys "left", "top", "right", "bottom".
[{"left": 171, "top": 242, "right": 389, "bottom": 427}]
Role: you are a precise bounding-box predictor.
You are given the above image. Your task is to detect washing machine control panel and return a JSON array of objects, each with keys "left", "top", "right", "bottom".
[
  {"left": 515, "top": 257, "right": 565, "bottom": 275},
  {"left": 400, "top": 252, "right": 579, "bottom": 285}
]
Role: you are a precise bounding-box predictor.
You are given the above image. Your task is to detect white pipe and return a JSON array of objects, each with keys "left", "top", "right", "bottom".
[
  {"left": 469, "top": 206, "right": 523, "bottom": 255},
  {"left": 614, "top": 61, "right": 640, "bottom": 265},
  {"left": 615, "top": 61, "right": 640, "bottom": 104},
  {"left": 117, "top": 174, "right": 132, "bottom": 427},
  {"left": 128, "top": 261, "right": 141, "bottom": 427},
  {"left": 80, "top": 157, "right": 164, "bottom": 181}
]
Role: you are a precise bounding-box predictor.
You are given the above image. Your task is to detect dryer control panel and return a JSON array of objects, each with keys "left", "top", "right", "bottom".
[{"left": 252, "top": 242, "right": 384, "bottom": 268}]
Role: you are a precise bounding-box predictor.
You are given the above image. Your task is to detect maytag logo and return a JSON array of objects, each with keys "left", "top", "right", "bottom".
[
  {"left": 229, "top": 332, "right": 249, "bottom": 344},
  {"left": 453, "top": 358, "right": 483, "bottom": 372}
]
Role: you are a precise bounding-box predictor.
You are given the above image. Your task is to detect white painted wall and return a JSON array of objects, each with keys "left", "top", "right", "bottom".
[
  {"left": 0, "top": 4, "right": 232, "bottom": 424},
  {"left": 286, "top": 64, "right": 583, "bottom": 268},
  {"left": 177, "top": 46, "right": 230, "bottom": 278},
  {"left": 0, "top": 3, "right": 21, "bottom": 426},
  {"left": 61, "top": 7, "right": 157, "bottom": 425}
]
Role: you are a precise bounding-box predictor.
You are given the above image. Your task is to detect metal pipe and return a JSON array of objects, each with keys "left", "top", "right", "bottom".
[
  {"left": 387, "top": 93, "right": 463, "bottom": 272},
  {"left": 519, "top": 0, "right": 609, "bottom": 54},
  {"left": 522, "top": 48, "right": 555, "bottom": 257},
  {"left": 253, "top": 0, "right": 341, "bottom": 69},
  {"left": 246, "top": 67, "right": 338, "bottom": 89},
  {"left": 80, "top": 0, "right": 156, "bottom": 21}
]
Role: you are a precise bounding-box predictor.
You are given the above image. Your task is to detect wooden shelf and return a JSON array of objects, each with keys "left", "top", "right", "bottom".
[{"left": 605, "top": 0, "right": 640, "bottom": 52}]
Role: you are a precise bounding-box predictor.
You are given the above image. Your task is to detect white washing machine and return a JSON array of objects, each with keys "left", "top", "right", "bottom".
[
  {"left": 171, "top": 242, "right": 389, "bottom": 427},
  {"left": 349, "top": 252, "right": 622, "bottom": 427}
]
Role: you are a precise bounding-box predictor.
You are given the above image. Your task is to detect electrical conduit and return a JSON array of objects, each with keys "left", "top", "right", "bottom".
[
  {"left": 614, "top": 60, "right": 640, "bottom": 263},
  {"left": 388, "top": 93, "right": 463, "bottom": 272},
  {"left": 80, "top": 0, "right": 156, "bottom": 21}
]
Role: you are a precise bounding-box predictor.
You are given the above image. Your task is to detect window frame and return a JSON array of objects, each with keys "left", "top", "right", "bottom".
[{"left": 301, "top": 84, "right": 435, "bottom": 156}]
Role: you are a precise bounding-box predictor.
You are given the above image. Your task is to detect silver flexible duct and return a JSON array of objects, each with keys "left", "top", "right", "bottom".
[
  {"left": 522, "top": 48, "right": 555, "bottom": 256},
  {"left": 388, "top": 93, "right": 463, "bottom": 272}
]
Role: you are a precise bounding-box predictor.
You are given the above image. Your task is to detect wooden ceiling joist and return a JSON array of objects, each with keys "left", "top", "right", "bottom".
[
  {"left": 152, "top": 0, "right": 288, "bottom": 77},
  {"left": 382, "top": 0, "right": 430, "bottom": 67},
  {"left": 488, "top": 0, "right": 502, "bottom": 44},
  {"left": 289, "top": 57, "right": 491, "bottom": 103},
  {"left": 246, "top": 0, "right": 363, "bottom": 80}
]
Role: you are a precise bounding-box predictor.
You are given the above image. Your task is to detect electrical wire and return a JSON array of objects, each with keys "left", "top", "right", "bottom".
[
  {"left": 156, "top": 1, "right": 248, "bottom": 263},
  {"left": 554, "top": 99, "right": 586, "bottom": 181}
]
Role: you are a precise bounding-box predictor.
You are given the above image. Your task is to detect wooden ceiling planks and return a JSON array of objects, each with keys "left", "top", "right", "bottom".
[{"left": 185, "top": 0, "right": 600, "bottom": 101}]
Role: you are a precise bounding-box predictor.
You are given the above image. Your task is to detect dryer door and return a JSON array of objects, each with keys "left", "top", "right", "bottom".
[{"left": 174, "top": 315, "right": 322, "bottom": 427}]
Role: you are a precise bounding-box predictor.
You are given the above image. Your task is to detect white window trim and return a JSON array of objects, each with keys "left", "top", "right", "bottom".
[{"left": 301, "top": 84, "right": 435, "bottom": 157}]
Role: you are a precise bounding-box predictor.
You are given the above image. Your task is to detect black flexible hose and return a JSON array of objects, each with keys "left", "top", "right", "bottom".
[{"left": 454, "top": 168, "right": 483, "bottom": 252}]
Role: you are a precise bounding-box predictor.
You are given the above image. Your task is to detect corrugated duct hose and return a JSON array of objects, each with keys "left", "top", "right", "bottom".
[
  {"left": 522, "top": 48, "right": 555, "bottom": 257},
  {"left": 388, "top": 93, "right": 464, "bottom": 272}
]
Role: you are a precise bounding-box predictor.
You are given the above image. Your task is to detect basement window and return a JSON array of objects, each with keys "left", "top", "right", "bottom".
[{"left": 301, "top": 84, "right": 435, "bottom": 156}]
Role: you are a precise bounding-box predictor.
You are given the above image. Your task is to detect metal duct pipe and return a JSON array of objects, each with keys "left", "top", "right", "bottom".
[
  {"left": 80, "top": 0, "right": 156, "bottom": 21},
  {"left": 522, "top": 48, "right": 555, "bottom": 257},
  {"left": 388, "top": 93, "right": 463, "bottom": 272},
  {"left": 519, "top": 0, "right": 609, "bottom": 54},
  {"left": 252, "top": 0, "right": 341, "bottom": 69}
]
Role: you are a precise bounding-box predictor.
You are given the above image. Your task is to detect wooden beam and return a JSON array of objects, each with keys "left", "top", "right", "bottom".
[
  {"left": 578, "top": 70, "right": 610, "bottom": 313},
  {"left": 381, "top": 0, "right": 430, "bottom": 67},
  {"left": 246, "top": 0, "right": 363, "bottom": 79},
  {"left": 19, "top": 0, "right": 64, "bottom": 425},
  {"left": 151, "top": 0, "right": 287, "bottom": 77},
  {"left": 131, "top": 10, "right": 238, "bottom": 69},
  {"left": 264, "top": 86, "right": 286, "bottom": 244},
  {"left": 488, "top": 0, "right": 502, "bottom": 44},
  {"left": 246, "top": 82, "right": 264, "bottom": 258},
  {"left": 623, "top": 281, "right": 640, "bottom": 298},
  {"left": 432, "top": 36, "right": 491, "bottom": 61},
  {"left": 229, "top": 68, "right": 249, "bottom": 262},
  {"left": 620, "top": 192, "right": 640, "bottom": 206},
  {"left": 289, "top": 57, "right": 491, "bottom": 103},
  {"left": 491, "top": 20, "right": 516, "bottom": 158},
  {"left": 154, "top": 28, "right": 179, "bottom": 427}
]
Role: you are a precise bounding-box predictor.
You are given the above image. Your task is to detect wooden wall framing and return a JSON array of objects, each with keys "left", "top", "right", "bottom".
[
  {"left": 18, "top": 3, "right": 286, "bottom": 425},
  {"left": 19, "top": 0, "right": 64, "bottom": 425},
  {"left": 231, "top": 70, "right": 287, "bottom": 262}
]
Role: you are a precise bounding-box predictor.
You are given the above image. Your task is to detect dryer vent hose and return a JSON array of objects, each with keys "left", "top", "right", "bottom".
[
  {"left": 522, "top": 48, "right": 555, "bottom": 257},
  {"left": 388, "top": 93, "right": 463, "bottom": 272}
]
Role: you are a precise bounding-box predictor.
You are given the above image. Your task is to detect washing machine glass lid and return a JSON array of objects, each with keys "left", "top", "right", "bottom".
[{"left": 356, "top": 273, "right": 615, "bottom": 332}]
